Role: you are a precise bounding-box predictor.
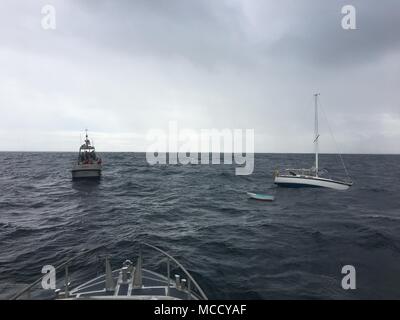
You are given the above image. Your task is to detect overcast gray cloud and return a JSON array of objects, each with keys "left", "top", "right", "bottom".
[{"left": 0, "top": 0, "right": 399, "bottom": 153}]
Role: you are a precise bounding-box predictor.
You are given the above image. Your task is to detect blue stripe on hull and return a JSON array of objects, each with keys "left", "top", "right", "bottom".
[{"left": 274, "top": 182, "right": 322, "bottom": 188}]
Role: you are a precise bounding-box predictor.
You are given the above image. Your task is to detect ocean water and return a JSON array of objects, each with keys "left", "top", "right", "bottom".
[{"left": 0, "top": 152, "right": 400, "bottom": 299}]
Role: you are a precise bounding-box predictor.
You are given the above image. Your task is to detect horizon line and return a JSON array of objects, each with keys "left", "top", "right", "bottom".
[{"left": 0, "top": 151, "right": 399, "bottom": 155}]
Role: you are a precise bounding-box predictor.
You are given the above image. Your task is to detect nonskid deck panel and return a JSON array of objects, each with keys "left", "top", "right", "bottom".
[{"left": 70, "top": 268, "right": 200, "bottom": 300}]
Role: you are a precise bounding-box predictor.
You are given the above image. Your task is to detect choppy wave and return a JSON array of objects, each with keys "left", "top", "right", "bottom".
[{"left": 0, "top": 152, "right": 400, "bottom": 299}]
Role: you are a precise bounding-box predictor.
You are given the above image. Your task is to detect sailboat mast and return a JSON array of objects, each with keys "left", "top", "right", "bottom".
[{"left": 314, "top": 93, "right": 320, "bottom": 176}]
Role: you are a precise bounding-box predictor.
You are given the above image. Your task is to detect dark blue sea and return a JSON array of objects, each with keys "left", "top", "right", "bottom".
[{"left": 1, "top": 152, "right": 400, "bottom": 299}]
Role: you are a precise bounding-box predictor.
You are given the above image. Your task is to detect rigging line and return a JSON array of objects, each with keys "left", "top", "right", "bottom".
[{"left": 318, "top": 97, "right": 352, "bottom": 180}]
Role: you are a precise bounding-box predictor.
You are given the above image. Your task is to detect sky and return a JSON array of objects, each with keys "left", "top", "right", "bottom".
[{"left": 0, "top": 0, "right": 399, "bottom": 153}]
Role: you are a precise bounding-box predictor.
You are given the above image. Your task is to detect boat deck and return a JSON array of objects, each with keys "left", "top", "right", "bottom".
[
  {"left": 69, "top": 268, "right": 200, "bottom": 300},
  {"left": 10, "top": 243, "right": 208, "bottom": 301}
]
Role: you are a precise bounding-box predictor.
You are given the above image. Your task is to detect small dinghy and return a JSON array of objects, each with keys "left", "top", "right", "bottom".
[
  {"left": 247, "top": 192, "right": 275, "bottom": 201},
  {"left": 71, "top": 130, "right": 102, "bottom": 179}
]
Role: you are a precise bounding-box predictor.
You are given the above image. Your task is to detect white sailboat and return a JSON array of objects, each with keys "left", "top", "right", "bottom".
[{"left": 274, "top": 94, "right": 353, "bottom": 191}]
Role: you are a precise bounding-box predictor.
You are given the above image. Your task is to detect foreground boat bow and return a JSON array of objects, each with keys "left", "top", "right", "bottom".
[{"left": 11, "top": 243, "right": 207, "bottom": 300}]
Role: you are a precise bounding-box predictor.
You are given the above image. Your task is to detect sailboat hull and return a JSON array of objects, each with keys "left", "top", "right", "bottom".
[{"left": 274, "top": 175, "right": 352, "bottom": 190}]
